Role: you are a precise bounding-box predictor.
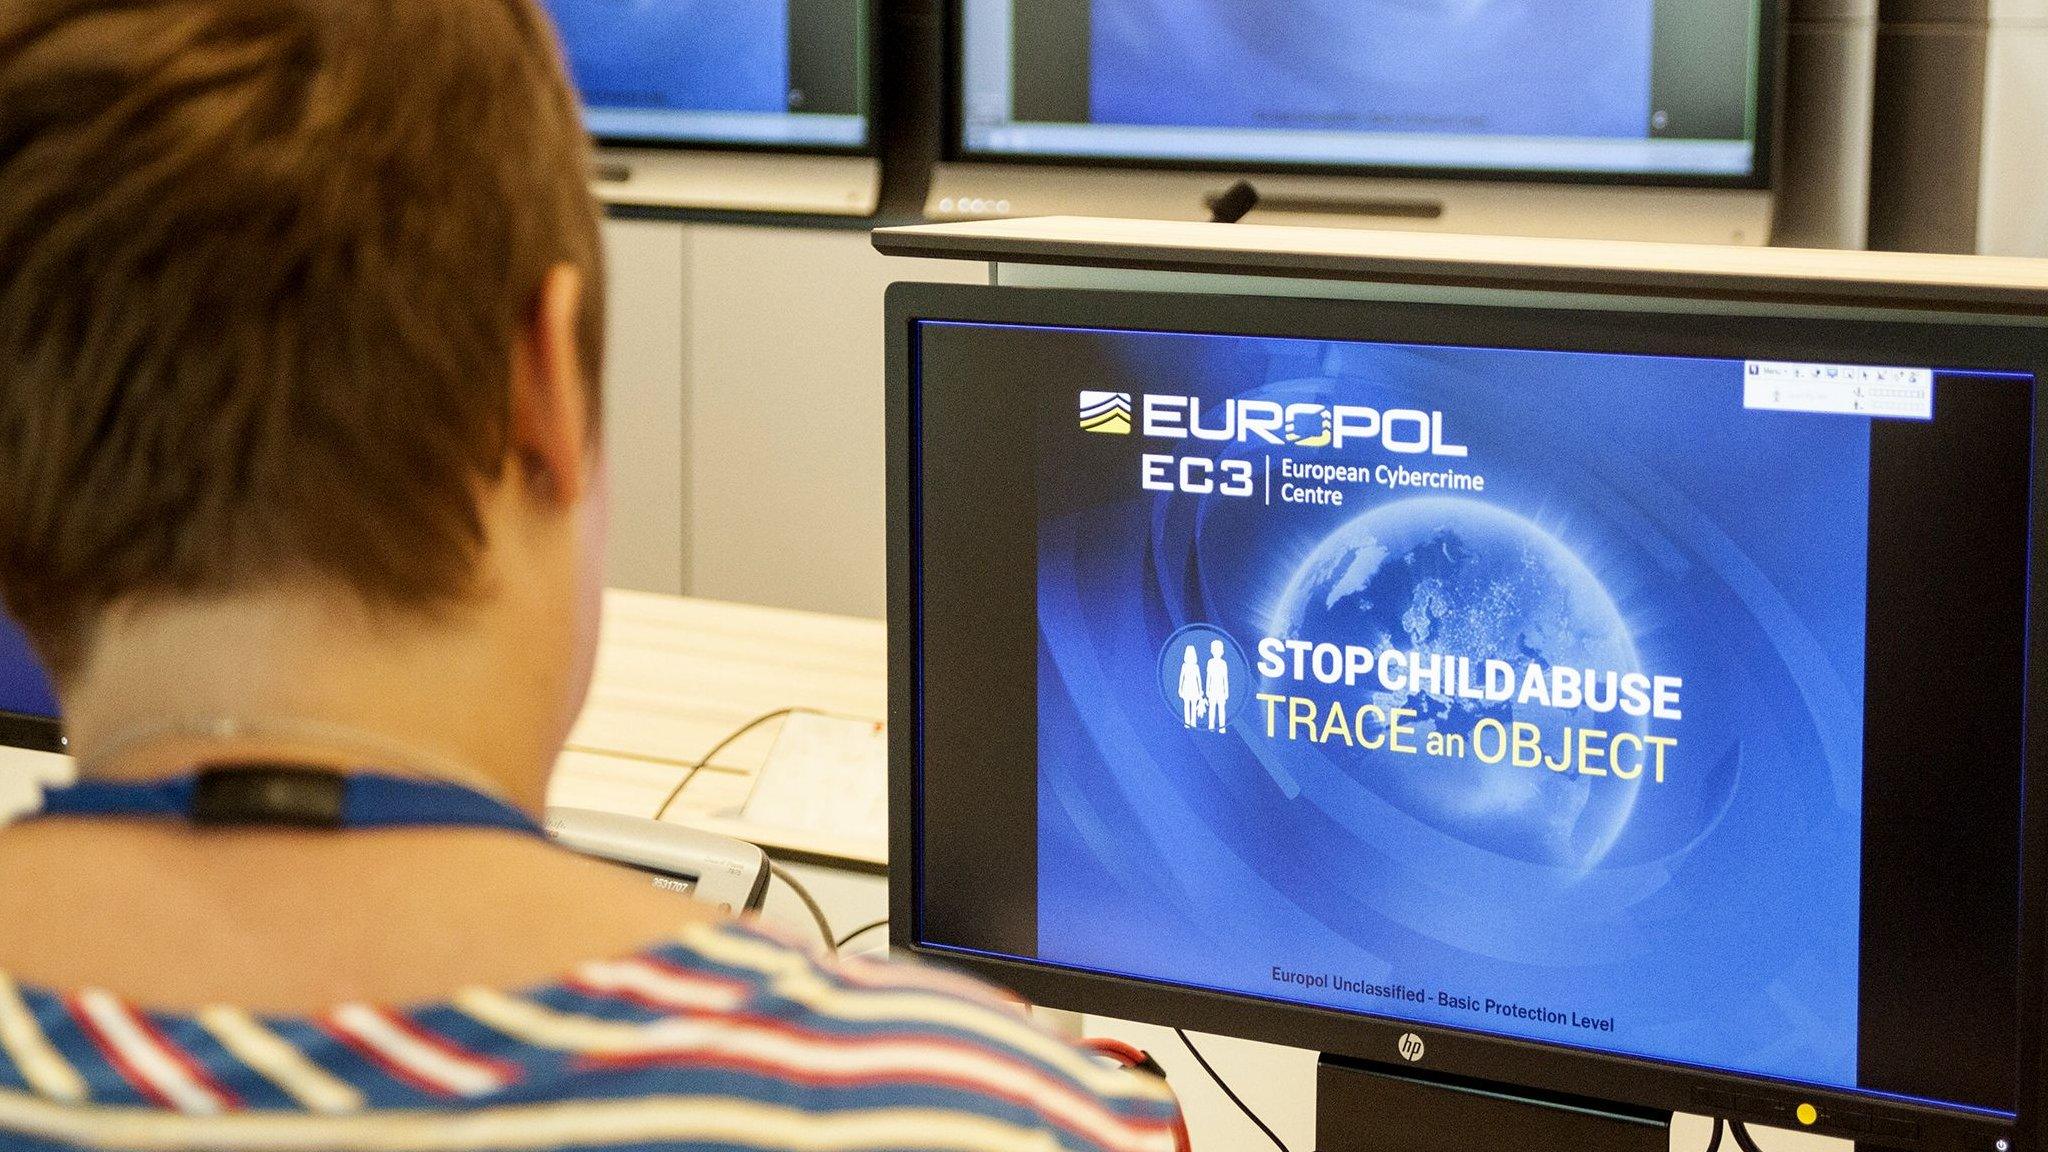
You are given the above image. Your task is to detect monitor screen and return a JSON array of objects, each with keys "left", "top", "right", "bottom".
[
  {"left": 955, "top": 0, "right": 1769, "bottom": 182},
  {"left": 0, "top": 611, "right": 56, "bottom": 723},
  {"left": 900, "top": 286, "right": 2043, "bottom": 1142},
  {"left": 545, "top": 0, "right": 869, "bottom": 151}
]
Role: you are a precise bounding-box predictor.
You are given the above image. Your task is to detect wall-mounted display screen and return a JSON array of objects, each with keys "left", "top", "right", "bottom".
[
  {"left": 546, "top": 0, "right": 870, "bottom": 151},
  {"left": 955, "top": 0, "right": 1770, "bottom": 183}
]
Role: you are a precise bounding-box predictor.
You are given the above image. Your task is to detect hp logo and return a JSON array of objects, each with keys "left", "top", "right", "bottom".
[{"left": 1397, "top": 1033, "right": 1426, "bottom": 1063}]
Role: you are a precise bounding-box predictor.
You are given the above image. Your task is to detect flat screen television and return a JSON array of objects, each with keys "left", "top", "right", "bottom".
[
  {"left": 890, "top": 281, "right": 2047, "bottom": 1152},
  {"left": 545, "top": 0, "right": 871, "bottom": 153},
  {"left": 0, "top": 612, "right": 61, "bottom": 754},
  {"left": 952, "top": 0, "right": 1775, "bottom": 186}
]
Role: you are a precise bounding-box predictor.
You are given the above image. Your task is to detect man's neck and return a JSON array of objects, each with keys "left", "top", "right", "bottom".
[{"left": 56, "top": 588, "right": 567, "bottom": 814}]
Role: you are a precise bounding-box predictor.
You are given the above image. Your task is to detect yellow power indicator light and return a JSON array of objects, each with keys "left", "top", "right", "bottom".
[{"left": 1795, "top": 1104, "right": 1819, "bottom": 1126}]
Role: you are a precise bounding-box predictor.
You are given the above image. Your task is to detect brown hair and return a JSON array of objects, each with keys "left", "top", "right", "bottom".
[{"left": 0, "top": 0, "right": 605, "bottom": 678}]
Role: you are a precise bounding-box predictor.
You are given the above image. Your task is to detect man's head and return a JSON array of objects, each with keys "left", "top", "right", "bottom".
[{"left": 0, "top": 0, "right": 605, "bottom": 686}]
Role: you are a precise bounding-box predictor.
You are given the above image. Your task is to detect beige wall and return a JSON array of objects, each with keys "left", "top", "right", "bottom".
[
  {"left": 599, "top": 219, "right": 688, "bottom": 596},
  {"left": 1870, "top": 0, "right": 2048, "bottom": 255},
  {"left": 1979, "top": 7, "right": 2048, "bottom": 256},
  {"left": 599, "top": 219, "right": 986, "bottom": 618}
]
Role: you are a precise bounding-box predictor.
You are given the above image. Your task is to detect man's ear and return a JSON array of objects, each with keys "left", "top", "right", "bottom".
[{"left": 511, "top": 264, "right": 591, "bottom": 508}]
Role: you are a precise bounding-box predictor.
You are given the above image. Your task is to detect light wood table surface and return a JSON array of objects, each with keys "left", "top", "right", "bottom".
[{"left": 547, "top": 589, "right": 890, "bottom": 870}]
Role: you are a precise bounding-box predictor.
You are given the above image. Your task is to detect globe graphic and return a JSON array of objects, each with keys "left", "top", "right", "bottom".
[{"left": 1272, "top": 496, "right": 1645, "bottom": 870}]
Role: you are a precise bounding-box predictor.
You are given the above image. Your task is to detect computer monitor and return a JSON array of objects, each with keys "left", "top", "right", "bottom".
[
  {"left": 954, "top": 0, "right": 1771, "bottom": 184},
  {"left": 0, "top": 611, "right": 61, "bottom": 753},
  {"left": 889, "top": 281, "right": 2047, "bottom": 1151},
  {"left": 932, "top": 1, "right": 1780, "bottom": 243},
  {"left": 544, "top": 0, "right": 881, "bottom": 214},
  {"left": 546, "top": 0, "right": 869, "bottom": 152}
]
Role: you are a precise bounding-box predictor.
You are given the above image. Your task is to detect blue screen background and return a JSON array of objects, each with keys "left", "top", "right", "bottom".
[
  {"left": 543, "top": 0, "right": 788, "bottom": 114},
  {"left": 1035, "top": 329, "right": 1869, "bottom": 1091},
  {"left": 1088, "top": 0, "right": 1654, "bottom": 138},
  {"left": 0, "top": 612, "right": 56, "bottom": 720}
]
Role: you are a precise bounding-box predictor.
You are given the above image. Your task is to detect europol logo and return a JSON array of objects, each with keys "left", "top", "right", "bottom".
[
  {"left": 1079, "top": 391, "right": 1132, "bottom": 435},
  {"left": 1285, "top": 406, "right": 1332, "bottom": 448}
]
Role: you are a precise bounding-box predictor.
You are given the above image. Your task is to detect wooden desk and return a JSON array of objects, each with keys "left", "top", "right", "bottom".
[{"left": 547, "top": 589, "right": 889, "bottom": 870}]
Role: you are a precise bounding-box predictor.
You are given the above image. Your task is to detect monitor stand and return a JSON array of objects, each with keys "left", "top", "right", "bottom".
[{"left": 1316, "top": 1054, "right": 1670, "bottom": 1152}]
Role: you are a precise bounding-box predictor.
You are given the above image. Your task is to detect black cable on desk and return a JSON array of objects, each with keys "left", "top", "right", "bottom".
[
  {"left": 834, "top": 917, "right": 891, "bottom": 952},
  {"left": 651, "top": 708, "right": 810, "bottom": 823},
  {"left": 1173, "top": 1028, "right": 1291, "bottom": 1152},
  {"left": 1729, "top": 1120, "right": 1771, "bottom": 1152},
  {"left": 650, "top": 706, "right": 884, "bottom": 823}
]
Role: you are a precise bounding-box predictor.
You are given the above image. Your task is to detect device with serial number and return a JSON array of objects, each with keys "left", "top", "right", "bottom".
[{"left": 545, "top": 807, "right": 770, "bottom": 915}]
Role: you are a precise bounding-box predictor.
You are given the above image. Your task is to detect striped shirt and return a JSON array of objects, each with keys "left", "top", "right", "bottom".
[{"left": 0, "top": 920, "right": 1181, "bottom": 1152}]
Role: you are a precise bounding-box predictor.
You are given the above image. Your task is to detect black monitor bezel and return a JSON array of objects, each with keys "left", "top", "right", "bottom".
[
  {"left": 941, "top": 0, "right": 1783, "bottom": 191},
  {"left": 0, "top": 710, "right": 64, "bottom": 756},
  {"left": 577, "top": 0, "right": 880, "bottom": 157},
  {"left": 886, "top": 281, "right": 2048, "bottom": 1152}
]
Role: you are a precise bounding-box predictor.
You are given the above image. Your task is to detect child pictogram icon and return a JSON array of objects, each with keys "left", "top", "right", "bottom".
[
  {"left": 1204, "top": 640, "right": 1230, "bottom": 732},
  {"left": 1158, "top": 624, "right": 1248, "bottom": 739},
  {"left": 1178, "top": 645, "right": 1204, "bottom": 728}
]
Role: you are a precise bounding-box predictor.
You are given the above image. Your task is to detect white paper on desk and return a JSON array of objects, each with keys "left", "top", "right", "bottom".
[{"left": 740, "top": 713, "right": 888, "bottom": 851}]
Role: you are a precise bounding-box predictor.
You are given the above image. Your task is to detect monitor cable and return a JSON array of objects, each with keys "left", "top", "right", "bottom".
[
  {"left": 651, "top": 704, "right": 880, "bottom": 823},
  {"left": 1696, "top": 1116, "right": 1782, "bottom": 1152},
  {"left": 834, "top": 917, "right": 891, "bottom": 952},
  {"left": 1174, "top": 1028, "right": 1292, "bottom": 1152},
  {"left": 652, "top": 707, "right": 813, "bottom": 822},
  {"left": 1728, "top": 1119, "right": 1771, "bottom": 1152},
  {"left": 766, "top": 859, "right": 836, "bottom": 953}
]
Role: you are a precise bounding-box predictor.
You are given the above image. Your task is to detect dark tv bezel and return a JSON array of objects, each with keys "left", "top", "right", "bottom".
[
  {"left": 885, "top": 281, "right": 2048, "bottom": 1152},
  {"left": 941, "top": 0, "right": 1783, "bottom": 192},
  {"left": 578, "top": 0, "right": 880, "bottom": 157},
  {"left": 0, "top": 710, "right": 64, "bottom": 756}
]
